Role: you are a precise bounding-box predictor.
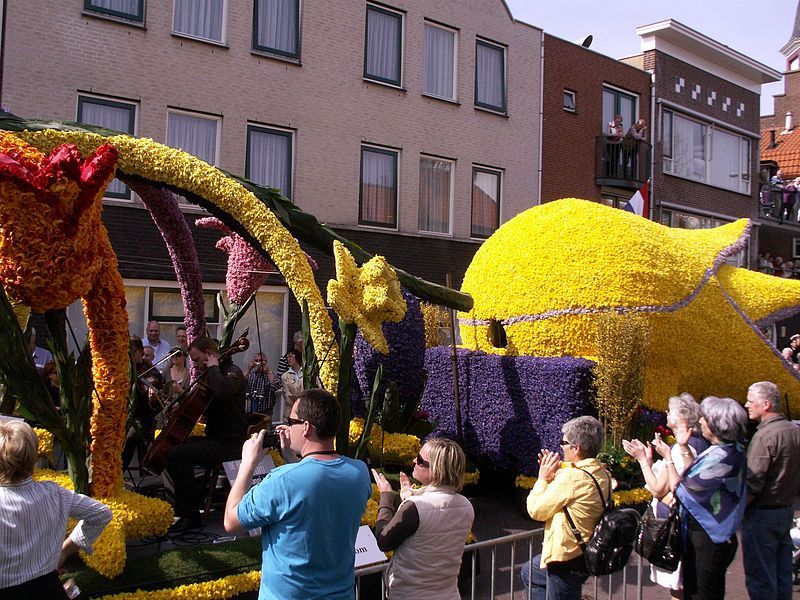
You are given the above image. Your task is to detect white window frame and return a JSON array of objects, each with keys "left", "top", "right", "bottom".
[
  {"left": 172, "top": 0, "right": 228, "bottom": 45},
  {"left": 363, "top": 3, "right": 404, "bottom": 88},
  {"left": 563, "top": 89, "right": 576, "bottom": 112},
  {"left": 422, "top": 20, "right": 457, "bottom": 102},
  {"left": 76, "top": 93, "right": 139, "bottom": 205},
  {"left": 662, "top": 109, "right": 751, "bottom": 195},
  {"left": 418, "top": 154, "right": 454, "bottom": 236},
  {"left": 359, "top": 144, "right": 400, "bottom": 230},
  {"left": 166, "top": 109, "right": 221, "bottom": 212},
  {"left": 245, "top": 123, "right": 295, "bottom": 199},
  {"left": 470, "top": 165, "right": 502, "bottom": 239}
]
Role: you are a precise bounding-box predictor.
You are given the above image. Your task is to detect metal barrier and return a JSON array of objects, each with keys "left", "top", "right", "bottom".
[{"left": 354, "top": 529, "right": 646, "bottom": 600}]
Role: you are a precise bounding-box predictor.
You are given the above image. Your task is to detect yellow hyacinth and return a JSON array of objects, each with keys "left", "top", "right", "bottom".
[
  {"left": 328, "top": 240, "right": 406, "bottom": 354},
  {"left": 460, "top": 198, "right": 800, "bottom": 410}
]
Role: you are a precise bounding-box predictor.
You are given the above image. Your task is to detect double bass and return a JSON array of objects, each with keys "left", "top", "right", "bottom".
[{"left": 141, "top": 336, "right": 249, "bottom": 475}]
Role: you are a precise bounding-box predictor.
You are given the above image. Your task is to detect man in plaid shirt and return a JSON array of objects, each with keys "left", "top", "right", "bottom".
[{"left": 245, "top": 352, "right": 279, "bottom": 415}]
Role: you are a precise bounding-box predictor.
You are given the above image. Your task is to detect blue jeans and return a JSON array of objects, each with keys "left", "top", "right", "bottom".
[
  {"left": 742, "top": 506, "right": 794, "bottom": 600},
  {"left": 520, "top": 554, "right": 588, "bottom": 600}
]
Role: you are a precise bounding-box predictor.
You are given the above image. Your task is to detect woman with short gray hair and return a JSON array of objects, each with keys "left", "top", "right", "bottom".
[
  {"left": 520, "top": 416, "right": 610, "bottom": 598},
  {"left": 654, "top": 396, "right": 748, "bottom": 599}
]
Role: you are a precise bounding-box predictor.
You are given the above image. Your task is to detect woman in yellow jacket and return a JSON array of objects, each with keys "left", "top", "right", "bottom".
[{"left": 520, "top": 416, "right": 610, "bottom": 600}]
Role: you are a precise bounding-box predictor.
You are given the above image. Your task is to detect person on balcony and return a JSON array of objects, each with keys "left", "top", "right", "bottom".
[
  {"left": 623, "top": 118, "right": 647, "bottom": 178},
  {"left": 605, "top": 115, "right": 625, "bottom": 178}
]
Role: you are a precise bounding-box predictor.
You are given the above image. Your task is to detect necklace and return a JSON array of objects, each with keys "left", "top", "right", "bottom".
[{"left": 301, "top": 450, "right": 338, "bottom": 459}]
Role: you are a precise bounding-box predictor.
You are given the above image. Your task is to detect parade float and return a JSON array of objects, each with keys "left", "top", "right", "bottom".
[{"left": 2, "top": 114, "right": 800, "bottom": 597}]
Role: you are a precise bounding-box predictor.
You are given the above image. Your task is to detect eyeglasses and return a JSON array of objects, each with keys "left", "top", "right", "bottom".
[
  {"left": 414, "top": 454, "right": 430, "bottom": 468},
  {"left": 559, "top": 439, "right": 571, "bottom": 446},
  {"left": 285, "top": 416, "right": 308, "bottom": 427}
]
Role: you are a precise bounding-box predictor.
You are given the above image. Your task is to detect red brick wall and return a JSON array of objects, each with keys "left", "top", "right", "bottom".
[
  {"left": 762, "top": 71, "right": 800, "bottom": 130},
  {"left": 540, "top": 35, "right": 651, "bottom": 203}
]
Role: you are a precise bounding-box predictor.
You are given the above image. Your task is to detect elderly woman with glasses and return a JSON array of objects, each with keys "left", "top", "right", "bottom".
[
  {"left": 653, "top": 396, "right": 748, "bottom": 600},
  {"left": 519, "top": 416, "right": 610, "bottom": 599},
  {"left": 622, "top": 393, "right": 709, "bottom": 599},
  {"left": 371, "top": 438, "right": 474, "bottom": 599}
]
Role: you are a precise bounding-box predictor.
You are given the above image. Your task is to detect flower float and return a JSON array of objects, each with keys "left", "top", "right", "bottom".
[
  {"left": 328, "top": 240, "right": 407, "bottom": 355},
  {"left": 0, "top": 132, "right": 129, "bottom": 497},
  {"left": 14, "top": 128, "right": 341, "bottom": 390},
  {"left": 458, "top": 198, "right": 800, "bottom": 410}
]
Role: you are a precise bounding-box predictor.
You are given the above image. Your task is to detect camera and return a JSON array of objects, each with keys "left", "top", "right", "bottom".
[{"left": 262, "top": 431, "right": 280, "bottom": 448}]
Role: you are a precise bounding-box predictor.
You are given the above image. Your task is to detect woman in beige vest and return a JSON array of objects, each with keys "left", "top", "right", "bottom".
[{"left": 372, "top": 438, "right": 474, "bottom": 599}]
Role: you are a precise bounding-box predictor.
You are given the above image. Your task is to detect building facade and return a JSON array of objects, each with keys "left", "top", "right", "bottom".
[
  {"left": 1, "top": 0, "right": 543, "bottom": 360},
  {"left": 540, "top": 34, "right": 651, "bottom": 207}
]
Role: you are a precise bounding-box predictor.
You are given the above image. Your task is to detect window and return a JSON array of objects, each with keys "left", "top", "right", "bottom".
[
  {"left": 246, "top": 125, "right": 293, "bottom": 198},
  {"left": 360, "top": 146, "right": 398, "bottom": 228},
  {"left": 419, "top": 156, "right": 452, "bottom": 234},
  {"left": 173, "top": 0, "right": 224, "bottom": 43},
  {"left": 602, "top": 86, "right": 637, "bottom": 133},
  {"left": 471, "top": 167, "right": 501, "bottom": 238},
  {"left": 663, "top": 110, "right": 751, "bottom": 193},
  {"left": 423, "top": 23, "right": 455, "bottom": 100},
  {"left": 475, "top": 40, "right": 505, "bottom": 112},
  {"left": 364, "top": 4, "right": 402, "bottom": 86},
  {"left": 563, "top": 90, "right": 576, "bottom": 112},
  {"left": 167, "top": 111, "right": 219, "bottom": 165},
  {"left": 85, "top": 0, "right": 144, "bottom": 22},
  {"left": 253, "top": 0, "right": 299, "bottom": 58},
  {"left": 77, "top": 95, "right": 136, "bottom": 200},
  {"left": 661, "top": 209, "right": 746, "bottom": 265}
]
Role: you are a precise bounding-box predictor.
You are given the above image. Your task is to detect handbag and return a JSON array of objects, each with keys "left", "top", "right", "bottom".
[{"left": 634, "top": 500, "right": 682, "bottom": 572}]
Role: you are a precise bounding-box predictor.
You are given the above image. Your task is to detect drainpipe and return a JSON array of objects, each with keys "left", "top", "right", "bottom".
[
  {"left": 536, "top": 33, "right": 544, "bottom": 205},
  {"left": 770, "top": 129, "right": 777, "bottom": 149},
  {"left": 648, "top": 70, "right": 656, "bottom": 221}
]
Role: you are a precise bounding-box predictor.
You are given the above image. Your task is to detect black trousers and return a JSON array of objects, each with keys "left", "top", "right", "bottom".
[
  {"left": 163, "top": 437, "right": 243, "bottom": 517},
  {"left": 0, "top": 571, "right": 68, "bottom": 599},
  {"left": 682, "top": 514, "right": 738, "bottom": 600}
]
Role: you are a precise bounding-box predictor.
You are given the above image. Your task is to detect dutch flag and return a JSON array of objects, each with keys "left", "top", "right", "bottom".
[{"left": 624, "top": 180, "right": 650, "bottom": 218}]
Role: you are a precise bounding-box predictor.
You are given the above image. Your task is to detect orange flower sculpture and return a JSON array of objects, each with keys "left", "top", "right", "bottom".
[{"left": 0, "top": 132, "right": 129, "bottom": 496}]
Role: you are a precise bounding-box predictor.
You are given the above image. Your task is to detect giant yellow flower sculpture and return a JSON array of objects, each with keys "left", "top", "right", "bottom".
[
  {"left": 459, "top": 198, "right": 800, "bottom": 411},
  {"left": 327, "top": 240, "right": 406, "bottom": 354}
]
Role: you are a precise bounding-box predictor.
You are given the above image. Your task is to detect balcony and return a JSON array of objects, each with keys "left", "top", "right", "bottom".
[
  {"left": 759, "top": 186, "right": 800, "bottom": 225},
  {"left": 595, "top": 135, "right": 651, "bottom": 189}
]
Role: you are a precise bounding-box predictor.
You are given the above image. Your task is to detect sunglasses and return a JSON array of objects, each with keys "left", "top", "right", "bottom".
[
  {"left": 285, "top": 416, "right": 309, "bottom": 427},
  {"left": 414, "top": 454, "right": 429, "bottom": 468},
  {"left": 559, "top": 439, "right": 571, "bottom": 446}
]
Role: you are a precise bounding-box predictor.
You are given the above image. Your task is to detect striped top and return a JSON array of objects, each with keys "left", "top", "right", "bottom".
[{"left": 0, "top": 478, "right": 112, "bottom": 588}]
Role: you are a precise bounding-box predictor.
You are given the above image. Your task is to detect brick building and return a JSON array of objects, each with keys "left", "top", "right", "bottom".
[
  {"left": 624, "top": 20, "right": 779, "bottom": 267},
  {"left": 540, "top": 34, "right": 651, "bottom": 207},
  {"left": 0, "top": 0, "right": 543, "bottom": 363}
]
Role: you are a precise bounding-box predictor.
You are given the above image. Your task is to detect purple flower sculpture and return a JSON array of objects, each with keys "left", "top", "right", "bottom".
[
  {"left": 422, "top": 347, "right": 596, "bottom": 476},
  {"left": 353, "top": 288, "right": 425, "bottom": 419}
]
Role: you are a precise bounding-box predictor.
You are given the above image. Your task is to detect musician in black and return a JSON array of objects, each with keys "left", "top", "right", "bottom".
[
  {"left": 165, "top": 336, "right": 248, "bottom": 532},
  {"left": 122, "top": 336, "right": 164, "bottom": 471}
]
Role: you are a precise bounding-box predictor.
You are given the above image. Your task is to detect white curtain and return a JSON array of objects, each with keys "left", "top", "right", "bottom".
[
  {"left": 471, "top": 170, "right": 499, "bottom": 237},
  {"left": 255, "top": 0, "right": 297, "bottom": 55},
  {"left": 423, "top": 25, "right": 454, "bottom": 99},
  {"left": 710, "top": 128, "right": 741, "bottom": 191},
  {"left": 90, "top": 0, "right": 141, "bottom": 17},
  {"left": 476, "top": 42, "right": 503, "bottom": 109},
  {"left": 672, "top": 114, "right": 705, "bottom": 182},
  {"left": 419, "top": 158, "right": 450, "bottom": 233},
  {"left": 361, "top": 149, "right": 396, "bottom": 225},
  {"left": 80, "top": 100, "right": 133, "bottom": 195},
  {"left": 173, "top": 0, "right": 223, "bottom": 42},
  {"left": 365, "top": 7, "right": 400, "bottom": 82},
  {"left": 167, "top": 113, "right": 217, "bottom": 165},
  {"left": 249, "top": 128, "right": 291, "bottom": 196}
]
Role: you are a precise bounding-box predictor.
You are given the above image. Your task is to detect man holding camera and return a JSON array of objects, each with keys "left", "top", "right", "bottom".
[{"left": 224, "top": 388, "right": 371, "bottom": 600}]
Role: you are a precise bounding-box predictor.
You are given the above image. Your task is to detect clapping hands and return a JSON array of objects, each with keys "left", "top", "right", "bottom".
[
  {"left": 537, "top": 449, "right": 561, "bottom": 483},
  {"left": 621, "top": 438, "right": 653, "bottom": 465}
]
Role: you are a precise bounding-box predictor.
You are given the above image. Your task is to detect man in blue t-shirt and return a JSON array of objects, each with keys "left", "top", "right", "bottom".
[{"left": 224, "top": 388, "right": 372, "bottom": 600}]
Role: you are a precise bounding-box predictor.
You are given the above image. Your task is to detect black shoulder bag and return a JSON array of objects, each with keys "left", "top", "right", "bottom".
[{"left": 563, "top": 468, "right": 641, "bottom": 576}]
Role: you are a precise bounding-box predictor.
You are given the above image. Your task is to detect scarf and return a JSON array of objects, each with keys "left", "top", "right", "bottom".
[{"left": 675, "top": 442, "right": 746, "bottom": 543}]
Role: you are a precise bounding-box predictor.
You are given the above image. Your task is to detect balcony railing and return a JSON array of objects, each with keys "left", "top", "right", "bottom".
[
  {"left": 759, "top": 186, "right": 800, "bottom": 223},
  {"left": 595, "top": 135, "right": 651, "bottom": 189}
]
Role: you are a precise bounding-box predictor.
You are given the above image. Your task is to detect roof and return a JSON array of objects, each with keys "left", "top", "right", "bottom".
[
  {"left": 781, "top": 1, "right": 800, "bottom": 56},
  {"left": 637, "top": 20, "right": 782, "bottom": 87},
  {"left": 761, "top": 127, "right": 800, "bottom": 178}
]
